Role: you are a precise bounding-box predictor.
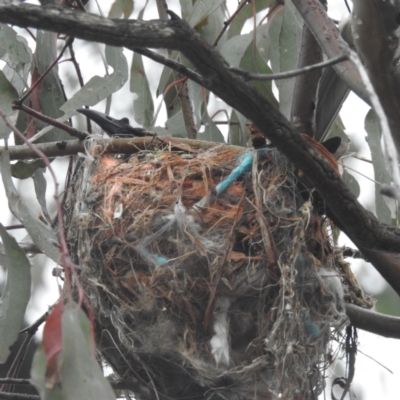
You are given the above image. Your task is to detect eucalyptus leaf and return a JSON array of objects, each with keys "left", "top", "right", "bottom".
[
  {"left": 31, "top": 344, "right": 65, "bottom": 400},
  {"left": 130, "top": 52, "right": 154, "bottom": 128},
  {"left": 220, "top": 33, "right": 254, "bottom": 68},
  {"left": 61, "top": 46, "right": 128, "bottom": 114},
  {"left": 60, "top": 304, "right": 115, "bottom": 400},
  {"left": 33, "top": 168, "right": 51, "bottom": 223},
  {"left": 276, "top": 2, "right": 302, "bottom": 118},
  {"left": 365, "top": 109, "right": 392, "bottom": 224},
  {"left": 199, "top": 111, "right": 225, "bottom": 143},
  {"left": 0, "top": 25, "right": 31, "bottom": 95},
  {"left": 229, "top": 110, "right": 248, "bottom": 147},
  {"left": 33, "top": 31, "right": 68, "bottom": 143},
  {"left": 342, "top": 169, "right": 361, "bottom": 199},
  {"left": 196, "top": 4, "right": 225, "bottom": 46},
  {"left": 187, "top": 0, "right": 224, "bottom": 28},
  {"left": 0, "top": 25, "right": 32, "bottom": 67},
  {"left": 0, "top": 70, "right": 18, "bottom": 140},
  {"left": 11, "top": 159, "right": 47, "bottom": 180},
  {"left": 187, "top": 79, "right": 206, "bottom": 131},
  {"left": 108, "top": 0, "right": 134, "bottom": 18},
  {"left": 239, "top": 43, "right": 278, "bottom": 109},
  {"left": 0, "top": 151, "right": 60, "bottom": 263},
  {"left": 229, "top": 0, "right": 275, "bottom": 38},
  {"left": 179, "top": 0, "right": 193, "bottom": 21},
  {"left": 0, "top": 70, "right": 18, "bottom": 115},
  {"left": 0, "top": 224, "right": 31, "bottom": 363},
  {"left": 166, "top": 110, "right": 186, "bottom": 137}
]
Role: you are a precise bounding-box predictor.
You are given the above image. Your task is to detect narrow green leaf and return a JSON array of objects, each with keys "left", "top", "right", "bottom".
[
  {"left": 0, "top": 70, "right": 18, "bottom": 115},
  {"left": 199, "top": 111, "right": 225, "bottom": 143},
  {"left": 187, "top": 79, "right": 206, "bottom": 131},
  {"left": 342, "top": 169, "right": 361, "bottom": 199},
  {"left": 0, "top": 70, "right": 18, "bottom": 140},
  {"left": 0, "top": 224, "right": 31, "bottom": 363},
  {"left": 228, "top": 0, "right": 275, "bottom": 38},
  {"left": 239, "top": 43, "right": 278, "bottom": 109},
  {"left": 220, "top": 32, "right": 254, "bottom": 68},
  {"left": 31, "top": 345, "right": 64, "bottom": 400},
  {"left": 34, "top": 31, "right": 68, "bottom": 143},
  {"left": 11, "top": 159, "right": 47, "bottom": 180},
  {"left": 0, "top": 151, "right": 60, "bottom": 263},
  {"left": 61, "top": 46, "right": 128, "bottom": 114},
  {"left": 179, "top": 0, "right": 193, "bottom": 21},
  {"left": 0, "top": 24, "right": 32, "bottom": 96},
  {"left": 187, "top": 0, "right": 224, "bottom": 28},
  {"left": 130, "top": 52, "right": 154, "bottom": 128},
  {"left": 108, "top": 0, "right": 134, "bottom": 18},
  {"left": 166, "top": 110, "right": 187, "bottom": 137},
  {"left": 0, "top": 25, "right": 32, "bottom": 67},
  {"left": 33, "top": 168, "right": 51, "bottom": 223},
  {"left": 196, "top": 4, "right": 225, "bottom": 46},
  {"left": 60, "top": 304, "right": 115, "bottom": 400},
  {"left": 365, "top": 109, "right": 392, "bottom": 224},
  {"left": 229, "top": 110, "right": 248, "bottom": 147},
  {"left": 277, "top": 2, "right": 302, "bottom": 118},
  {"left": 267, "top": 6, "right": 284, "bottom": 75}
]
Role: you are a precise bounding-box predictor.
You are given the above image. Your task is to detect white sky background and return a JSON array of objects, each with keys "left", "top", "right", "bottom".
[{"left": 1, "top": 1, "right": 399, "bottom": 399}]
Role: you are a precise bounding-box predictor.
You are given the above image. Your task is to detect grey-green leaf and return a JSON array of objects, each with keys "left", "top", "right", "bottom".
[
  {"left": 0, "top": 70, "right": 18, "bottom": 140},
  {"left": 31, "top": 344, "right": 64, "bottom": 400},
  {"left": 0, "top": 224, "right": 31, "bottom": 363},
  {"left": 239, "top": 42, "right": 278, "bottom": 109},
  {"left": 229, "top": 0, "right": 275, "bottom": 38},
  {"left": 342, "top": 169, "right": 361, "bottom": 200},
  {"left": 166, "top": 110, "right": 187, "bottom": 137},
  {"left": 33, "top": 168, "right": 51, "bottom": 223},
  {"left": 33, "top": 31, "right": 68, "bottom": 143},
  {"left": 0, "top": 24, "right": 32, "bottom": 96},
  {"left": 108, "top": 0, "right": 134, "bottom": 18},
  {"left": 60, "top": 304, "right": 115, "bottom": 400},
  {"left": 199, "top": 111, "right": 225, "bottom": 143},
  {"left": 277, "top": 2, "right": 302, "bottom": 118},
  {"left": 187, "top": 0, "right": 224, "bottom": 28},
  {"left": 11, "top": 159, "right": 47, "bottom": 180},
  {"left": 365, "top": 109, "right": 392, "bottom": 224},
  {"left": 229, "top": 110, "right": 248, "bottom": 147},
  {"left": 61, "top": 46, "right": 128, "bottom": 114},
  {"left": 0, "top": 151, "right": 60, "bottom": 263},
  {"left": 130, "top": 52, "right": 154, "bottom": 128}
]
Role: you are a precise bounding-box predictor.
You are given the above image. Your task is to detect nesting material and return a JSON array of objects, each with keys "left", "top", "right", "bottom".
[{"left": 64, "top": 139, "right": 372, "bottom": 400}]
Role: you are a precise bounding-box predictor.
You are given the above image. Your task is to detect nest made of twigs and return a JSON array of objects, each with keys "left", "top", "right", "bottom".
[{"left": 64, "top": 138, "right": 372, "bottom": 400}]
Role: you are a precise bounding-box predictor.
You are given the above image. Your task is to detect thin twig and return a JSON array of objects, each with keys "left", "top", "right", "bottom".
[
  {"left": 3, "top": 224, "right": 24, "bottom": 230},
  {"left": 0, "top": 393, "right": 39, "bottom": 400},
  {"left": 0, "top": 380, "right": 30, "bottom": 386},
  {"left": 19, "top": 308, "right": 52, "bottom": 336},
  {"left": 213, "top": 0, "right": 249, "bottom": 47},
  {"left": 231, "top": 54, "right": 348, "bottom": 81},
  {"left": 131, "top": 48, "right": 205, "bottom": 87},
  {"left": 18, "top": 37, "right": 73, "bottom": 105},
  {"left": 12, "top": 102, "right": 86, "bottom": 140}
]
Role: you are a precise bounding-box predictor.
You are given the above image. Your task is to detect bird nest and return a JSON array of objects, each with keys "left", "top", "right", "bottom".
[{"left": 64, "top": 138, "right": 372, "bottom": 400}]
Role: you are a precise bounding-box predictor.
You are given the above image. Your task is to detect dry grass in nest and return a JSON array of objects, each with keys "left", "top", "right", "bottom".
[{"left": 64, "top": 139, "right": 372, "bottom": 400}]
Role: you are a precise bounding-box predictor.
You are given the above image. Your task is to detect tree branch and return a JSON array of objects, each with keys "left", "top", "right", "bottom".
[
  {"left": 1, "top": 4, "right": 400, "bottom": 296},
  {"left": 230, "top": 54, "right": 347, "bottom": 82},
  {"left": 346, "top": 303, "right": 400, "bottom": 339},
  {"left": 0, "top": 137, "right": 243, "bottom": 160}
]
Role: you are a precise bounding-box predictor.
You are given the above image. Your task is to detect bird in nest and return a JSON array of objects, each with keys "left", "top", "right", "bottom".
[{"left": 77, "top": 108, "right": 155, "bottom": 138}]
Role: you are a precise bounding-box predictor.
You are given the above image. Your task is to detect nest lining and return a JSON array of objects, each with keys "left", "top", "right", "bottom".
[{"left": 64, "top": 140, "right": 372, "bottom": 400}]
